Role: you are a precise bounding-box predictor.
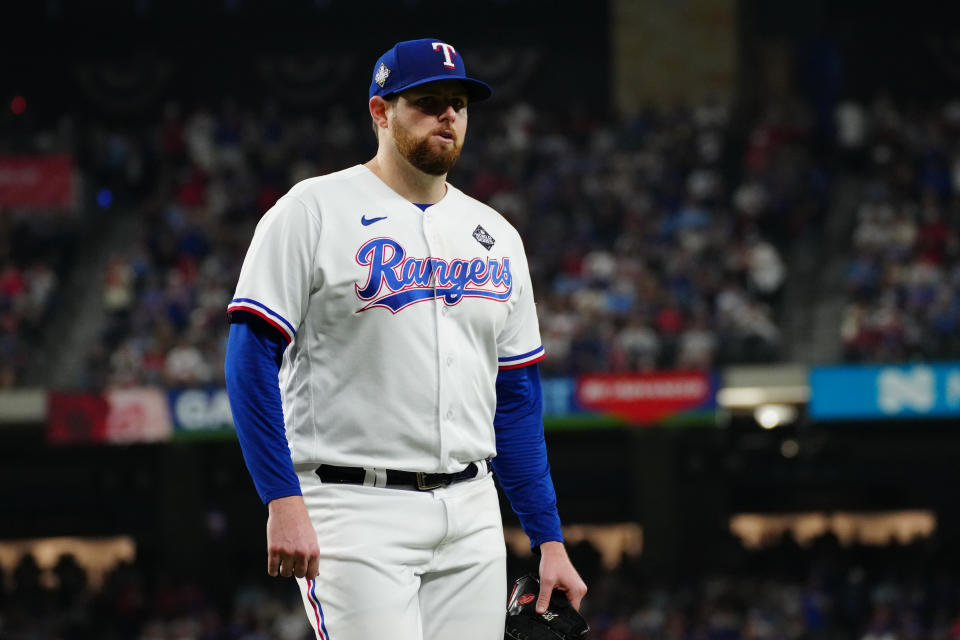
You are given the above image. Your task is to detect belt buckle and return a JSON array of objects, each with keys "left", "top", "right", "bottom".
[{"left": 415, "top": 472, "right": 443, "bottom": 491}]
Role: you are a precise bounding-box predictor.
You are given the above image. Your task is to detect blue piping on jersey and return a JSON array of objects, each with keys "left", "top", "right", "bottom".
[
  {"left": 229, "top": 297, "right": 297, "bottom": 335},
  {"left": 498, "top": 345, "right": 545, "bottom": 362}
]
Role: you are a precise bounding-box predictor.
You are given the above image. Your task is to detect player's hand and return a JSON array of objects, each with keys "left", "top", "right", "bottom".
[
  {"left": 266, "top": 495, "right": 320, "bottom": 579},
  {"left": 536, "top": 540, "right": 588, "bottom": 613}
]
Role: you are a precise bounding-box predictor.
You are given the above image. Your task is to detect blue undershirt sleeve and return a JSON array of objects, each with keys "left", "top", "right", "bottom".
[
  {"left": 491, "top": 363, "right": 564, "bottom": 549},
  {"left": 224, "top": 318, "right": 302, "bottom": 504}
]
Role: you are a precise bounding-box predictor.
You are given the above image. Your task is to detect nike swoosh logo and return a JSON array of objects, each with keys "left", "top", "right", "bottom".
[{"left": 361, "top": 215, "right": 388, "bottom": 226}]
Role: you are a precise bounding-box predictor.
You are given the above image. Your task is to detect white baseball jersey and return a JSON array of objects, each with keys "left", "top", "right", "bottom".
[{"left": 228, "top": 165, "right": 545, "bottom": 473}]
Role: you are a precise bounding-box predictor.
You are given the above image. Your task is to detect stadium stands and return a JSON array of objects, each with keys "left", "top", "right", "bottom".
[
  {"left": 839, "top": 98, "right": 960, "bottom": 363},
  {"left": 0, "top": 209, "right": 74, "bottom": 388},
  {"left": 62, "top": 95, "right": 817, "bottom": 389},
  {"left": 3, "top": 532, "right": 960, "bottom": 639},
  {"left": 7, "top": 3, "right": 960, "bottom": 637}
]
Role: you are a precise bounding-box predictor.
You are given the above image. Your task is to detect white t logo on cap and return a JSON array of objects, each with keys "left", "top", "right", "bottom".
[{"left": 432, "top": 42, "right": 457, "bottom": 69}]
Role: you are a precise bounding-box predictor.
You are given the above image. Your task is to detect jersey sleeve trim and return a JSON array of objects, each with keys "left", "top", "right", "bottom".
[
  {"left": 498, "top": 345, "right": 545, "bottom": 369},
  {"left": 227, "top": 298, "right": 296, "bottom": 343}
]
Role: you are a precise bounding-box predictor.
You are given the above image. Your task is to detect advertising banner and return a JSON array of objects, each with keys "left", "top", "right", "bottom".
[
  {"left": 104, "top": 388, "right": 172, "bottom": 443},
  {"left": 47, "top": 392, "right": 109, "bottom": 444},
  {"left": 542, "top": 372, "right": 718, "bottom": 428},
  {"left": 47, "top": 372, "right": 721, "bottom": 445},
  {"left": 168, "top": 387, "right": 236, "bottom": 439},
  {"left": 48, "top": 389, "right": 172, "bottom": 445},
  {"left": 576, "top": 372, "right": 717, "bottom": 426},
  {"left": 0, "top": 155, "right": 75, "bottom": 208},
  {"left": 810, "top": 362, "right": 960, "bottom": 420}
]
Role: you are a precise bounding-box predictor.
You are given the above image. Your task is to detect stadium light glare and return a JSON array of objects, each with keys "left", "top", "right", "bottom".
[
  {"left": 780, "top": 439, "right": 800, "bottom": 458},
  {"left": 754, "top": 403, "right": 797, "bottom": 429}
]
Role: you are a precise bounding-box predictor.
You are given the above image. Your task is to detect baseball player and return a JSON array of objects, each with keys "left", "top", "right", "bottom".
[{"left": 224, "top": 38, "right": 586, "bottom": 640}]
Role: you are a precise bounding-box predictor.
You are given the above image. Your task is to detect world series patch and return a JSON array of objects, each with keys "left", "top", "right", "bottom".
[
  {"left": 473, "top": 225, "right": 495, "bottom": 250},
  {"left": 375, "top": 62, "right": 391, "bottom": 87}
]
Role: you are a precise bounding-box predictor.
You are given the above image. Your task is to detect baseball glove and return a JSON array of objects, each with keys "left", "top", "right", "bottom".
[{"left": 504, "top": 574, "right": 589, "bottom": 640}]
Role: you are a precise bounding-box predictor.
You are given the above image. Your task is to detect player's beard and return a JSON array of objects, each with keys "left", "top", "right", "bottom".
[{"left": 391, "top": 118, "right": 463, "bottom": 176}]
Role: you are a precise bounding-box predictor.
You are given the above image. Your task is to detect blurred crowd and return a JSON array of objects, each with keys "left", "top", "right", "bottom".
[
  {"left": 5, "top": 533, "right": 960, "bottom": 639},
  {"left": 0, "top": 209, "right": 73, "bottom": 386},
  {"left": 837, "top": 97, "right": 960, "bottom": 362},
  {"left": 582, "top": 532, "right": 960, "bottom": 640},
  {"left": 75, "top": 93, "right": 824, "bottom": 389},
  {"left": 0, "top": 114, "right": 155, "bottom": 388},
  {"left": 20, "top": 90, "right": 960, "bottom": 387},
  {"left": 0, "top": 551, "right": 309, "bottom": 640}
]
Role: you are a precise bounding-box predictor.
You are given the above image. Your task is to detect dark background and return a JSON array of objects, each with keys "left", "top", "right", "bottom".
[{"left": 3, "top": 0, "right": 960, "bottom": 610}]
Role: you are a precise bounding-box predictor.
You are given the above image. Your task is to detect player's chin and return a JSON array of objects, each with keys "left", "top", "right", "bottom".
[
  {"left": 428, "top": 137, "right": 461, "bottom": 157},
  {"left": 409, "top": 146, "right": 461, "bottom": 175}
]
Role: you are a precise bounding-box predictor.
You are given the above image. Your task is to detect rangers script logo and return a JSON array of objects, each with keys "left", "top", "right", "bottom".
[{"left": 355, "top": 237, "right": 512, "bottom": 313}]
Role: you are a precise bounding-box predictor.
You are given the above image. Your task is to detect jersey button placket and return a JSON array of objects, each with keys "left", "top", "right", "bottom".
[{"left": 422, "top": 208, "right": 448, "bottom": 459}]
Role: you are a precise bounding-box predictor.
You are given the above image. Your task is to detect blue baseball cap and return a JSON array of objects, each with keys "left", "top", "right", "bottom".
[{"left": 369, "top": 38, "right": 492, "bottom": 102}]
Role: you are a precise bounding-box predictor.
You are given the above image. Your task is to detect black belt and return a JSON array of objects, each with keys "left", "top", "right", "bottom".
[{"left": 315, "top": 460, "right": 487, "bottom": 491}]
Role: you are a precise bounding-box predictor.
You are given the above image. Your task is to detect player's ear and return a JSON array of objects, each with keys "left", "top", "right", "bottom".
[{"left": 369, "top": 96, "right": 391, "bottom": 132}]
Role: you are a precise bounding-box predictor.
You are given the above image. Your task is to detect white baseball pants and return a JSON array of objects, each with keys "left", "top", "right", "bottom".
[{"left": 295, "top": 467, "right": 507, "bottom": 640}]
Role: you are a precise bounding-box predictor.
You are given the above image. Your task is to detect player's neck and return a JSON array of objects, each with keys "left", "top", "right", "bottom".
[{"left": 365, "top": 152, "right": 447, "bottom": 205}]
